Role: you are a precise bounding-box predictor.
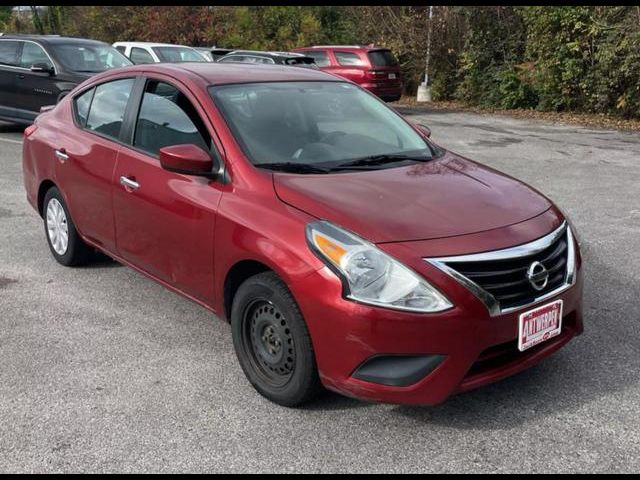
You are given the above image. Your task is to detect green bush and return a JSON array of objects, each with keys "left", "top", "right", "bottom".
[
  {"left": 453, "top": 7, "right": 528, "bottom": 108},
  {"left": 497, "top": 66, "right": 538, "bottom": 110}
]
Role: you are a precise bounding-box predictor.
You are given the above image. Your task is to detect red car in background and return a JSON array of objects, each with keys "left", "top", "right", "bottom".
[
  {"left": 22, "top": 63, "right": 583, "bottom": 407},
  {"left": 292, "top": 45, "right": 403, "bottom": 102}
]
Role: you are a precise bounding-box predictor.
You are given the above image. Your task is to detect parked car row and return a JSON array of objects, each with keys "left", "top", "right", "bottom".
[
  {"left": 0, "top": 34, "right": 404, "bottom": 125},
  {"left": 113, "top": 42, "right": 404, "bottom": 102}
]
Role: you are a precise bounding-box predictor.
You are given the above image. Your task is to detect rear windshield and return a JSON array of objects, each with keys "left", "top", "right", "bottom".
[
  {"left": 368, "top": 50, "right": 399, "bottom": 67},
  {"left": 152, "top": 46, "right": 206, "bottom": 63}
]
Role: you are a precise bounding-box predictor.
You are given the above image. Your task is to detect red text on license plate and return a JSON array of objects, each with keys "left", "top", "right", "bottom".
[{"left": 518, "top": 300, "right": 563, "bottom": 352}]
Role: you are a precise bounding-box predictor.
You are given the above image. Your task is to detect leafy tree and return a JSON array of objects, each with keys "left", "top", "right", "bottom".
[
  {"left": 0, "top": 6, "right": 12, "bottom": 31},
  {"left": 219, "top": 6, "right": 351, "bottom": 50},
  {"left": 5, "top": 5, "right": 639, "bottom": 118},
  {"left": 591, "top": 7, "right": 640, "bottom": 117},
  {"left": 455, "top": 6, "right": 536, "bottom": 109},
  {"left": 522, "top": 6, "right": 595, "bottom": 111},
  {"left": 30, "top": 6, "right": 45, "bottom": 34}
]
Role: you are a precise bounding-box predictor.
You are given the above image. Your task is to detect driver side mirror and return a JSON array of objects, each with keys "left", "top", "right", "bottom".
[
  {"left": 30, "top": 63, "right": 54, "bottom": 75},
  {"left": 159, "top": 144, "right": 217, "bottom": 177},
  {"left": 415, "top": 123, "right": 431, "bottom": 138}
]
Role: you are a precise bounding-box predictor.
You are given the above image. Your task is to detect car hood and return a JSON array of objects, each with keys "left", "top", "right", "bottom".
[{"left": 273, "top": 152, "right": 552, "bottom": 243}]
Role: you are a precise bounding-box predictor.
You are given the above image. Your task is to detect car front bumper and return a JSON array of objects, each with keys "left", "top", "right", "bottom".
[{"left": 292, "top": 247, "right": 583, "bottom": 406}]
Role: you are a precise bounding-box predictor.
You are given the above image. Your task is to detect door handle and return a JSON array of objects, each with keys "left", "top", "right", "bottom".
[
  {"left": 54, "top": 149, "right": 69, "bottom": 162},
  {"left": 120, "top": 176, "right": 140, "bottom": 190},
  {"left": 16, "top": 74, "right": 25, "bottom": 80}
]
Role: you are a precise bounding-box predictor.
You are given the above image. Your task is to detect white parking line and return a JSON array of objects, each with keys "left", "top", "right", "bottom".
[{"left": 0, "top": 136, "right": 22, "bottom": 145}]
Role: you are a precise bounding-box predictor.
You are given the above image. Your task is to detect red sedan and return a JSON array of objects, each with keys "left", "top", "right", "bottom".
[{"left": 22, "top": 63, "right": 583, "bottom": 407}]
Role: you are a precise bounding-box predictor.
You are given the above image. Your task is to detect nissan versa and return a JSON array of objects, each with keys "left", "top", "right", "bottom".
[{"left": 22, "top": 63, "right": 583, "bottom": 407}]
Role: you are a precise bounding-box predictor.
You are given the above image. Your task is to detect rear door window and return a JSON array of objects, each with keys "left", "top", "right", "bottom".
[
  {"left": 19, "top": 42, "right": 53, "bottom": 69},
  {"left": 133, "top": 80, "right": 211, "bottom": 156},
  {"left": 334, "top": 51, "right": 363, "bottom": 66},
  {"left": 85, "top": 78, "right": 135, "bottom": 139},
  {"left": 0, "top": 40, "right": 20, "bottom": 67},
  {"left": 305, "top": 50, "right": 330, "bottom": 67}
]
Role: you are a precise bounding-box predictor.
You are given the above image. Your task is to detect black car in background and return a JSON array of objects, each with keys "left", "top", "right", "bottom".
[
  {"left": 194, "top": 47, "right": 233, "bottom": 62},
  {"left": 217, "top": 50, "right": 317, "bottom": 68},
  {"left": 0, "top": 34, "right": 131, "bottom": 125}
]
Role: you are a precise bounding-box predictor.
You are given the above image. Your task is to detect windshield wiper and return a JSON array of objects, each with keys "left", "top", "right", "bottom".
[
  {"left": 255, "top": 162, "right": 331, "bottom": 174},
  {"left": 332, "top": 154, "right": 432, "bottom": 170}
]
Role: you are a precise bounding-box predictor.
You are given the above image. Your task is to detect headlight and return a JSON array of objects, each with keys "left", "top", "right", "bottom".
[{"left": 306, "top": 221, "right": 452, "bottom": 313}]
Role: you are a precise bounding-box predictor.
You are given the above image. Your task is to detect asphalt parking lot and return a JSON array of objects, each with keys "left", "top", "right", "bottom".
[{"left": 1, "top": 110, "right": 639, "bottom": 473}]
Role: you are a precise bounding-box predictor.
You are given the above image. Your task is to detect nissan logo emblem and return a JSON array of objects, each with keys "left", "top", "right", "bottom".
[{"left": 526, "top": 261, "right": 549, "bottom": 291}]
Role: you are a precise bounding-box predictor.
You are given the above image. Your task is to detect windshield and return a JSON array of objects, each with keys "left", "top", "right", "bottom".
[
  {"left": 209, "top": 81, "right": 431, "bottom": 170},
  {"left": 152, "top": 46, "right": 206, "bottom": 63},
  {"left": 51, "top": 44, "right": 132, "bottom": 72}
]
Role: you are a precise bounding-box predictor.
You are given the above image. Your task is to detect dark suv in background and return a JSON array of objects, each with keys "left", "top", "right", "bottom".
[
  {"left": 293, "top": 45, "right": 402, "bottom": 102},
  {"left": 0, "top": 34, "right": 131, "bottom": 125}
]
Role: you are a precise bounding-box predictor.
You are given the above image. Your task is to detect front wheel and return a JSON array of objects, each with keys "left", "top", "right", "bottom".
[
  {"left": 231, "top": 272, "right": 321, "bottom": 407},
  {"left": 43, "top": 187, "right": 91, "bottom": 266}
]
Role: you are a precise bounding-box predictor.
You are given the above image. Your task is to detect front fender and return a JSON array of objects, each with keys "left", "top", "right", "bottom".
[{"left": 213, "top": 191, "right": 323, "bottom": 316}]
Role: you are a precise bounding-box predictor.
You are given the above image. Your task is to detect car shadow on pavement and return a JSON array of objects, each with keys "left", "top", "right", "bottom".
[
  {"left": 77, "top": 251, "right": 123, "bottom": 269},
  {"left": 392, "top": 244, "right": 640, "bottom": 429},
  {"left": 302, "top": 389, "right": 379, "bottom": 411},
  {"left": 0, "top": 122, "right": 25, "bottom": 134}
]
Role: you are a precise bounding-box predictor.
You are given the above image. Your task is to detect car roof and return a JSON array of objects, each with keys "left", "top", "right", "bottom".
[
  {"left": 199, "top": 47, "right": 233, "bottom": 52},
  {"left": 106, "top": 62, "right": 341, "bottom": 86},
  {"left": 297, "top": 45, "right": 390, "bottom": 52},
  {"left": 0, "top": 34, "right": 109, "bottom": 46},
  {"left": 228, "top": 50, "right": 307, "bottom": 59},
  {"left": 113, "top": 41, "right": 197, "bottom": 49}
]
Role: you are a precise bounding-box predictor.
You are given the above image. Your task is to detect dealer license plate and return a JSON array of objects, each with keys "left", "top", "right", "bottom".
[{"left": 518, "top": 300, "right": 563, "bottom": 352}]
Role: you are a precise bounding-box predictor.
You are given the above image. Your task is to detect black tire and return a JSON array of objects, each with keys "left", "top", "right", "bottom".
[
  {"left": 43, "top": 187, "right": 92, "bottom": 266},
  {"left": 231, "top": 272, "right": 321, "bottom": 407}
]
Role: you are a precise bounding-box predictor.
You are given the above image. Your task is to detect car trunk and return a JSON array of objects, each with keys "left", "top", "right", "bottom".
[{"left": 366, "top": 49, "right": 401, "bottom": 85}]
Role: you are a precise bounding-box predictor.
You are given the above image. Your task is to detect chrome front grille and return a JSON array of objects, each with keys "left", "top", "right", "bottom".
[{"left": 427, "top": 223, "right": 576, "bottom": 315}]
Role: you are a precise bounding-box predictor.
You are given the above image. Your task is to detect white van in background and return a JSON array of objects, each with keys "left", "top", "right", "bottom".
[{"left": 113, "top": 41, "right": 209, "bottom": 64}]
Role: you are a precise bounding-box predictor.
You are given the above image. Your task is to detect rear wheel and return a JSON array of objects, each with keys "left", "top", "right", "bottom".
[
  {"left": 231, "top": 272, "right": 321, "bottom": 407},
  {"left": 43, "top": 187, "right": 91, "bottom": 266}
]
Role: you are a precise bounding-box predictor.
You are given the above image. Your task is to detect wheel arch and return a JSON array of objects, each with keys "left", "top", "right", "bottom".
[
  {"left": 37, "top": 179, "right": 57, "bottom": 217},
  {"left": 222, "top": 259, "right": 273, "bottom": 322}
]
